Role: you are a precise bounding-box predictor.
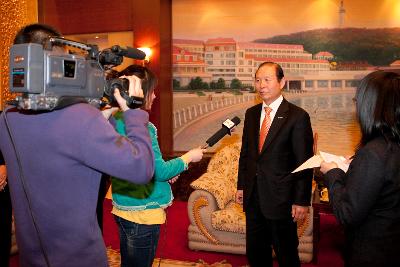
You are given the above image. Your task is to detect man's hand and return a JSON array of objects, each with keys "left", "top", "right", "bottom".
[
  {"left": 120, "top": 75, "right": 144, "bottom": 98},
  {"left": 115, "top": 75, "right": 144, "bottom": 112},
  {"left": 114, "top": 89, "right": 130, "bottom": 112},
  {"left": 235, "top": 190, "right": 243, "bottom": 205},
  {"left": 291, "top": 205, "right": 308, "bottom": 222},
  {"left": 101, "top": 106, "right": 119, "bottom": 119}
]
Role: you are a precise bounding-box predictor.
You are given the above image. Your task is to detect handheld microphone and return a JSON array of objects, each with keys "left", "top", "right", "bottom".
[{"left": 203, "top": 116, "right": 241, "bottom": 148}]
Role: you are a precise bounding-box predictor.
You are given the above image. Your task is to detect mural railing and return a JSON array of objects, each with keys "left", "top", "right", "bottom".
[
  {"left": 173, "top": 94, "right": 256, "bottom": 130},
  {"left": 173, "top": 88, "right": 355, "bottom": 136}
]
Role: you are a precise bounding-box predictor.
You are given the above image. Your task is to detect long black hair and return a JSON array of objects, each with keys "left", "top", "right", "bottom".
[
  {"left": 355, "top": 70, "right": 400, "bottom": 149},
  {"left": 118, "top": 65, "right": 158, "bottom": 110}
]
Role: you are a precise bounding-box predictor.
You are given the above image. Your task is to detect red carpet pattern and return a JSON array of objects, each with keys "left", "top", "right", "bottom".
[{"left": 107, "top": 247, "right": 236, "bottom": 267}]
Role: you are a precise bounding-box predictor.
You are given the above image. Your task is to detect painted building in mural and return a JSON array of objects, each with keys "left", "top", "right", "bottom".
[
  {"left": 172, "top": 37, "right": 373, "bottom": 91},
  {"left": 314, "top": 51, "right": 334, "bottom": 60},
  {"left": 172, "top": 42, "right": 212, "bottom": 86}
]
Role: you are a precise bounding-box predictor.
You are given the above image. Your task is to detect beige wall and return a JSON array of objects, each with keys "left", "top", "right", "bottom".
[{"left": 0, "top": 0, "right": 38, "bottom": 110}]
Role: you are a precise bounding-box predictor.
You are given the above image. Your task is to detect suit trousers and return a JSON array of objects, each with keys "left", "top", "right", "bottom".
[
  {"left": 0, "top": 185, "right": 12, "bottom": 267},
  {"left": 245, "top": 182, "right": 300, "bottom": 267}
]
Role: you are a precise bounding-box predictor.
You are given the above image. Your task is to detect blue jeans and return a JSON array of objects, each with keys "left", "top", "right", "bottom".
[{"left": 114, "top": 216, "right": 161, "bottom": 267}]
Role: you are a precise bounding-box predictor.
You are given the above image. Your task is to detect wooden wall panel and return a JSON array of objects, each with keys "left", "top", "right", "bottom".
[
  {"left": 1, "top": 0, "right": 38, "bottom": 109},
  {"left": 39, "top": 0, "right": 132, "bottom": 34},
  {"left": 132, "top": 0, "right": 173, "bottom": 155},
  {"left": 39, "top": 0, "right": 173, "bottom": 155}
]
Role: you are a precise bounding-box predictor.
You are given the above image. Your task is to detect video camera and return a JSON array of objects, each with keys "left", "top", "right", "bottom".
[{"left": 9, "top": 37, "right": 146, "bottom": 110}]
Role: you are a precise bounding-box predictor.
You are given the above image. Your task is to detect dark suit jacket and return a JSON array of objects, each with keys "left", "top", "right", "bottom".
[
  {"left": 237, "top": 98, "right": 314, "bottom": 219},
  {"left": 324, "top": 136, "right": 400, "bottom": 267}
]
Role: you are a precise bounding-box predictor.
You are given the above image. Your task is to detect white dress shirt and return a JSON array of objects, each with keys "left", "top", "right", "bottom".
[{"left": 259, "top": 95, "right": 283, "bottom": 130}]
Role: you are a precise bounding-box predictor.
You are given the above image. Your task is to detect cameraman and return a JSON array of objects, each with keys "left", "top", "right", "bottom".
[{"left": 0, "top": 23, "right": 154, "bottom": 267}]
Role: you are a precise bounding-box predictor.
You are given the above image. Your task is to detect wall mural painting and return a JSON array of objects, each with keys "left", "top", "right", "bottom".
[{"left": 172, "top": 0, "right": 400, "bottom": 156}]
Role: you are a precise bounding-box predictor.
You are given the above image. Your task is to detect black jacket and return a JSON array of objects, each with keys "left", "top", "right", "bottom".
[{"left": 325, "top": 137, "right": 400, "bottom": 267}]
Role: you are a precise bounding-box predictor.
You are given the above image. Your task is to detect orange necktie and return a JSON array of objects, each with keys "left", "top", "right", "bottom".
[{"left": 259, "top": 106, "right": 272, "bottom": 152}]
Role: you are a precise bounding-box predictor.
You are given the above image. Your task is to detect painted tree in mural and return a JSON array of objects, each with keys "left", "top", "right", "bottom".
[
  {"left": 230, "top": 78, "right": 243, "bottom": 89},
  {"left": 188, "top": 77, "right": 204, "bottom": 90},
  {"left": 216, "top": 78, "right": 226, "bottom": 89},
  {"left": 210, "top": 81, "right": 217, "bottom": 89},
  {"left": 173, "top": 79, "right": 181, "bottom": 90}
]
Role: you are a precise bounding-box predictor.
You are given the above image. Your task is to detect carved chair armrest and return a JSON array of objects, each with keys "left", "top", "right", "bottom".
[{"left": 187, "top": 189, "right": 221, "bottom": 244}]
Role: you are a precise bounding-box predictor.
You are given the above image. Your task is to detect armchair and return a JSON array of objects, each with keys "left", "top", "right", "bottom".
[{"left": 187, "top": 142, "right": 314, "bottom": 263}]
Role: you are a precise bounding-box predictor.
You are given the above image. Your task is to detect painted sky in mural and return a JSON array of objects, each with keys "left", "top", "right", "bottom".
[
  {"left": 171, "top": 0, "right": 400, "bottom": 153},
  {"left": 173, "top": 0, "right": 400, "bottom": 41}
]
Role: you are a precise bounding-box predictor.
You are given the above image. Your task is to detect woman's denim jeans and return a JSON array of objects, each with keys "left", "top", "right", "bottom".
[{"left": 114, "top": 215, "right": 161, "bottom": 267}]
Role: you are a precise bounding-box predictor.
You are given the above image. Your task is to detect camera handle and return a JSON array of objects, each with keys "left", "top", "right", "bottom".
[
  {"left": 48, "top": 37, "right": 92, "bottom": 51},
  {"left": 107, "top": 88, "right": 144, "bottom": 110},
  {"left": 3, "top": 108, "right": 52, "bottom": 267},
  {"left": 125, "top": 95, "right": 144, "bottom": 109}
]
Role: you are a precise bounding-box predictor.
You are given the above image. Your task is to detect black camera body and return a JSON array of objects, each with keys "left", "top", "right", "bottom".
[{"left": 9, "top": 38, "right": 145, "bottom": 110}]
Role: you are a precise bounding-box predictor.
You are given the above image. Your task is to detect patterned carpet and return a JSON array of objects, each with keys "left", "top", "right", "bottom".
[{"left": 107, "top": 247, "right": 235, "bottom": 267}]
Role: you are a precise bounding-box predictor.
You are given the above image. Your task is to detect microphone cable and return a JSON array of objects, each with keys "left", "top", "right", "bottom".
[{"left": 156, "top": 208, "right": 169, "bottom": 267}]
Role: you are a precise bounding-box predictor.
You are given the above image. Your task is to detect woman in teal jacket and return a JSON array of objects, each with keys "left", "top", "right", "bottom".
[{"left": 110, "top": 65, "right": 205, "bottom": 267}]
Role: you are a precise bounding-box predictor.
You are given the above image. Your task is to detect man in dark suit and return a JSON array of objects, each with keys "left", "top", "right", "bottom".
[{"left": 236, "top": 62, "right": 314, "bottom": 267}]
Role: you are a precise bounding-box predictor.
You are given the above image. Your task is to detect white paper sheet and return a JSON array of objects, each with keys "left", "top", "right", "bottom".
[
  {"left": 291, "top": 151, "right": 350, "bottom": 173},
  {"left": 292, "top": 154, "right": 323, "bottom": 173}
]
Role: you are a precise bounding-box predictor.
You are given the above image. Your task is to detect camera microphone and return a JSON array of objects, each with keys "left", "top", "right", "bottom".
[
  {"left": 111, "top": 45, "right": 146, "bottom": 60},
  {"left": 203, "top": 116, "right": 241, "bottom": 149},
  {"left": 99, "top": 46, "right": 146, "bottom": 65}
]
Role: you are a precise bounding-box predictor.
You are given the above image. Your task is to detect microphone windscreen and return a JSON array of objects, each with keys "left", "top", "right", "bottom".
[{"left": 122, "top": 47, "right": 146, "bottom": 60}]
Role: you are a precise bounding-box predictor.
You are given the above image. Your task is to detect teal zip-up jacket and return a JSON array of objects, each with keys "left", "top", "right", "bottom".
[{"left": 111, "top": 111, "right": 186, "bottom": 211}]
